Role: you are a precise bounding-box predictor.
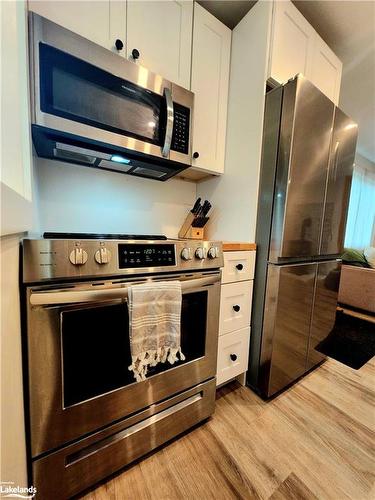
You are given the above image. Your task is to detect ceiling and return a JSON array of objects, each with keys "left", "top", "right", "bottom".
[{"left": 197, "top": 0, "right": 375, "bottom": 163}]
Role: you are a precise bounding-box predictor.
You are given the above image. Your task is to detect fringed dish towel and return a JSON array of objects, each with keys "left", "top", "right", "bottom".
[{"left": 128, "top": 280, "right": 185, "bottom": 382}]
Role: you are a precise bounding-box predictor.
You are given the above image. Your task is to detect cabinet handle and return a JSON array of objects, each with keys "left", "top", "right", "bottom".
[
  {"left": 193, "top": 152, "right": 199, "bottom": 159},
  {"left": 230, "top": 353, "right": 237, "bottom": 362},
  {"left": 115, "top": 39, "right": 124, "bottom": 51},
  {"left": 236, "top": 263, "right": 243, "bottom": 271},
  {"left": 132, "top": 48, "right": 140, "bottom": 60},
  {"left": 233, "top": 305, "right": 241, "bottom": 312}
]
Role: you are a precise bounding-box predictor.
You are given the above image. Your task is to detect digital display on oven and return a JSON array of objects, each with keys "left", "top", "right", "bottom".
[{"left": 118, "top": 244, "right": 176, "bottom": 268}]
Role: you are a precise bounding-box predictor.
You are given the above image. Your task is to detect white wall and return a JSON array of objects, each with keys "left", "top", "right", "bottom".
[
  {"left": 0, "top": 234, "right": 27, "bottom": 488},
  {"left": 35, "top": 158, "right": 196, "bottom": 238},
  {"left": 197, "top": 1, "right": 273, "bottom": 242}
]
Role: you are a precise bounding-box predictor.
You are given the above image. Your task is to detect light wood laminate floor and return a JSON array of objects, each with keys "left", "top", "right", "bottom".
[{"left": 81, "top": 358, "right": 375, "bottom": 500}]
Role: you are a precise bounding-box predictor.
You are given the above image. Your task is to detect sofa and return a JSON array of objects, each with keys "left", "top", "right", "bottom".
[
  {"left": 338, "top": 265, "right": 375, "bottom": 314},
  {"left": 338, "top": 247, "right": 375, "bottom": 314}
]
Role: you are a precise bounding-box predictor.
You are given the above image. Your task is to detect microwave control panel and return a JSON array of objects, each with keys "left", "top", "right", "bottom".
[
  {"left": 171, "top": 103, "right": 190, "bottom": 155},
  {"left": 118, "top": 244, "right": 176, "bottom": 268}
]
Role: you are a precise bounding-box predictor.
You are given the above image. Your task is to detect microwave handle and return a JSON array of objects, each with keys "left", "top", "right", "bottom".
[
  {"left": 29, "top": 275, "right": 218, "bottom": 306},
  {"left": 162, "top": 87, "right": 174, "bottom": 158}
]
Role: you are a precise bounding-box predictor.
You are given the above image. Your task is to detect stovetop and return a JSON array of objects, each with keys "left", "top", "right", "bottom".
[{"left": 43, "top": 232, "right": 167, "bottom": 240}]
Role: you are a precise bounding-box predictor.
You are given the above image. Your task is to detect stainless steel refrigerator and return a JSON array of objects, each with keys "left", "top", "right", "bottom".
[{"left": 248, "top": 75, "right": 358, "bottom": 398}]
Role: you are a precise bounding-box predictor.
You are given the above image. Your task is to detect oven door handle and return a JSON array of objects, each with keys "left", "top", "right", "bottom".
[
  {"left": 161, "top": 87, "right": 174, "bottom": 158},
  {"left": 29, "top": 275, "right": 219, "bottom": 306}
]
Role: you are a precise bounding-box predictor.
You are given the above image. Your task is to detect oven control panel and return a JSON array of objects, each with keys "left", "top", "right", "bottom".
[
  {"left": 118, "top": 244, "right": 176, "bottom": 268},
  {"left": 22, "top": 239, "right": 223, "bottom": 282}
]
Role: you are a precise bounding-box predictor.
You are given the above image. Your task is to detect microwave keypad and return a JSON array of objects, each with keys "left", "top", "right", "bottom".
[{"left": 171, "top": 103, "right": 190, "bottom": 155}]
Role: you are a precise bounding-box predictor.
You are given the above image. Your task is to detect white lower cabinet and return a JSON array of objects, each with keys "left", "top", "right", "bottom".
[
  {"left": 219, "top": 281, "right": 253, "bottom": 335},
  {"left": 217, "top": 250, "right": 255, "bottom": 386},
  {"left": 217, "top": 327, "right": 251, "bottom": 386},
  {"left": 222, "top": 251, "right": 256, "bottom": 284}
]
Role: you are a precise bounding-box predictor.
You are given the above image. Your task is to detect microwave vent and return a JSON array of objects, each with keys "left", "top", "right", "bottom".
[
  {"left": 98, "top": 159, "right": 132, "bottom": 172},
  {"left": 53, "top": 148, "right": 96, "bottom": 164},
  {"left": 132, "top": 167, "right": 167, "bottom": 179}
]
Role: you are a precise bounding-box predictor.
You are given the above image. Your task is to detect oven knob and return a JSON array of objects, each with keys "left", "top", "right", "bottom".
[
  {"left": 69, "top": 248, "right": 88, "bottom": 265},
  {"left": 95, "top": 247, "right": 111, "bottom": 264},
  {"left": 207, "top": 247, "right": 217, "bottom": 259},
  {"left": 195, "top": 247, "right": 205, "bottom": 260},
  {"left": 181, "top": 248, "right": 192, "bottom": 261}
]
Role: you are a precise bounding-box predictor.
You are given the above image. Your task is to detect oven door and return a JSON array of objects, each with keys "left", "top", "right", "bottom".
[{"left": 25, "top": 272, "right": 220, "bottom": 457}]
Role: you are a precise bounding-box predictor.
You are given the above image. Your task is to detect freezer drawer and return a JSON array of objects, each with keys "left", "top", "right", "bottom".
[
  {"left": 260, "top": 263, "right": 316, "bottom": 397},
  {"left": 307, "top": 261, "right": 341, "bottom": 368},
  {"left": 219, "top": 281, "right": 253, "bottom": 336}
]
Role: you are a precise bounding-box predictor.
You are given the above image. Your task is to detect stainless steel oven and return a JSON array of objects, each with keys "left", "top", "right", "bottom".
[
  {"left": 29, "top": 13, "right": 194, "bottom": 181},
  {"left": 22, "top": 236, "right": 222, "bottom": 499}
]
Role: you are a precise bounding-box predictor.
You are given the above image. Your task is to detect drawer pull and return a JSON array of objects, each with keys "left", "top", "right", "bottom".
[
  {"left": 230, "top": 353, "right": 238, "bottom": 362},
  {"left": 233, "top": 304, "right": 241, "bottom": 312},
  {"left": 236, "top": 263, "right": 243, "bottom": 271}
]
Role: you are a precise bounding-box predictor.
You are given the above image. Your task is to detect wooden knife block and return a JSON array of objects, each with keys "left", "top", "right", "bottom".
[{"left": 184, "top": 227, "right": 204, "bottom": 240}]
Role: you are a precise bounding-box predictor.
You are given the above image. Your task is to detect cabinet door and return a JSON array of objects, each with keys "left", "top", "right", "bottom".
[
  {"left": 269, "top": 0, "right": 315, "bottom": 84},
  {"left": 1, "top": 0, "right": 33, "bottom": 235},
  {"left": 127, "top": 0, "right": 193, "bottom": 88},
  {"left": 28, "top": 1, "right": 126, "bottom": 56},
  {"left": 191, "top": 3, "right": 231, "bottom": 174},
  {"left": 310, "top": 35, "right": 342, "bottom": 104}
]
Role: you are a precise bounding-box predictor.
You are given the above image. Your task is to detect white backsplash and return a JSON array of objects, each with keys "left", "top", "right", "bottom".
[{"left": 35, "top": 158, "right": 196, "bottom": 238}]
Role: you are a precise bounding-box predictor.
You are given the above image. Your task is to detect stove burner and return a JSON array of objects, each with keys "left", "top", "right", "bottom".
[{"left": 43, "top": 232, "right": 167, "bottom": 240}]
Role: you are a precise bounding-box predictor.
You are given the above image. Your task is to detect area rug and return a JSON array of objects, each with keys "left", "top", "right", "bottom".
[{"left": 317, "top": 311, "right": 375, "bottom": 369}]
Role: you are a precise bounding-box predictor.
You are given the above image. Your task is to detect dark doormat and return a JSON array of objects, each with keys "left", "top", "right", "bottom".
[{"left": 317, "top": 311, "right": 375, "bottom": 369}]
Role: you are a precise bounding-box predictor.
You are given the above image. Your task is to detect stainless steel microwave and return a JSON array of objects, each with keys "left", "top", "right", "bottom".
[{"left": 29, "top": 13, "right": 194, "bottom": 181}]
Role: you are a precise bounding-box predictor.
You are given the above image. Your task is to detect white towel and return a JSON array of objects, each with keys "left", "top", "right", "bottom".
[{"left": 128, "top": 280, "right": 185, "bottom": 382}]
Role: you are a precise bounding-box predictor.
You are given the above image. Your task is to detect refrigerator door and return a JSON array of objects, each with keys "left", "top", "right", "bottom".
[
  {"left": 320, "top": 109, "right": 358, "bottom": 256},
  {"left": 306, "top": 260, "right": 341, "bottom": 369},
  {"left": 259, "top": 263, "right": 316, "bottom": 397},
  {"left": 269, "top": 76, "right": 335, "bottom": 263}
]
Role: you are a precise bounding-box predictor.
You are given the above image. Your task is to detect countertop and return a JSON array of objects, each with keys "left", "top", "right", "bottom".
[{"left": 222, "top": 242, "right": 256, "bottom": 252}]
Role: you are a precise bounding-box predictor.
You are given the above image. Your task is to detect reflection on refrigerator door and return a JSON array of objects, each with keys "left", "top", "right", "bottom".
[
  {"left": 307, "top": 261, "right": 342, "bottom": 369},
  {"left": 260, "top": 263, "right": 316, "bottom": 397}
]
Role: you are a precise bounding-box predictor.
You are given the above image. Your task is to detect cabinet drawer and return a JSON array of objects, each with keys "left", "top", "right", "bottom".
[
  {"left": 222, "top": 251, "right": 255, "bottom": 283},
  {"left": 219, "top": 281, "right": 253, "bottom": 335},
  {"left": 217, "top": 327, "right": 250, "bottom": 386}
]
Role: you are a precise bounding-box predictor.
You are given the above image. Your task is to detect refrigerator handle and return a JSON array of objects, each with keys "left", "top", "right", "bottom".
[{"left": 332, "top": 141, "right": 340, "bottom": 182}]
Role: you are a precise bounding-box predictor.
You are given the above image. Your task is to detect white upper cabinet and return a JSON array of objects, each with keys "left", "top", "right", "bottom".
[
  {"left": 127, "top": 0, "right": 193, "bottom": 88},
  {"left": 28, "top": 1, "right": 127, "bottom": 56},
  {"left": 268, "top": 0, "right": 342, "bottom": 104},
  {"left": 310, "top": 35, "right": 342, "bottom": 104},
  {"left": 269, "top": 0, "right": 315, "bottom": 85},
  {"left": 190, "top": 3, "right": 231, "bottom": 175},
  {"left": 1, "top": 0, "right": 33, "bottom": 235}
]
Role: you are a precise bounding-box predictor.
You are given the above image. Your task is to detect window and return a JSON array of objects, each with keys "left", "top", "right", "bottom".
[{"left": 344, "top": 155, "right": 375, "bottom": 250}]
